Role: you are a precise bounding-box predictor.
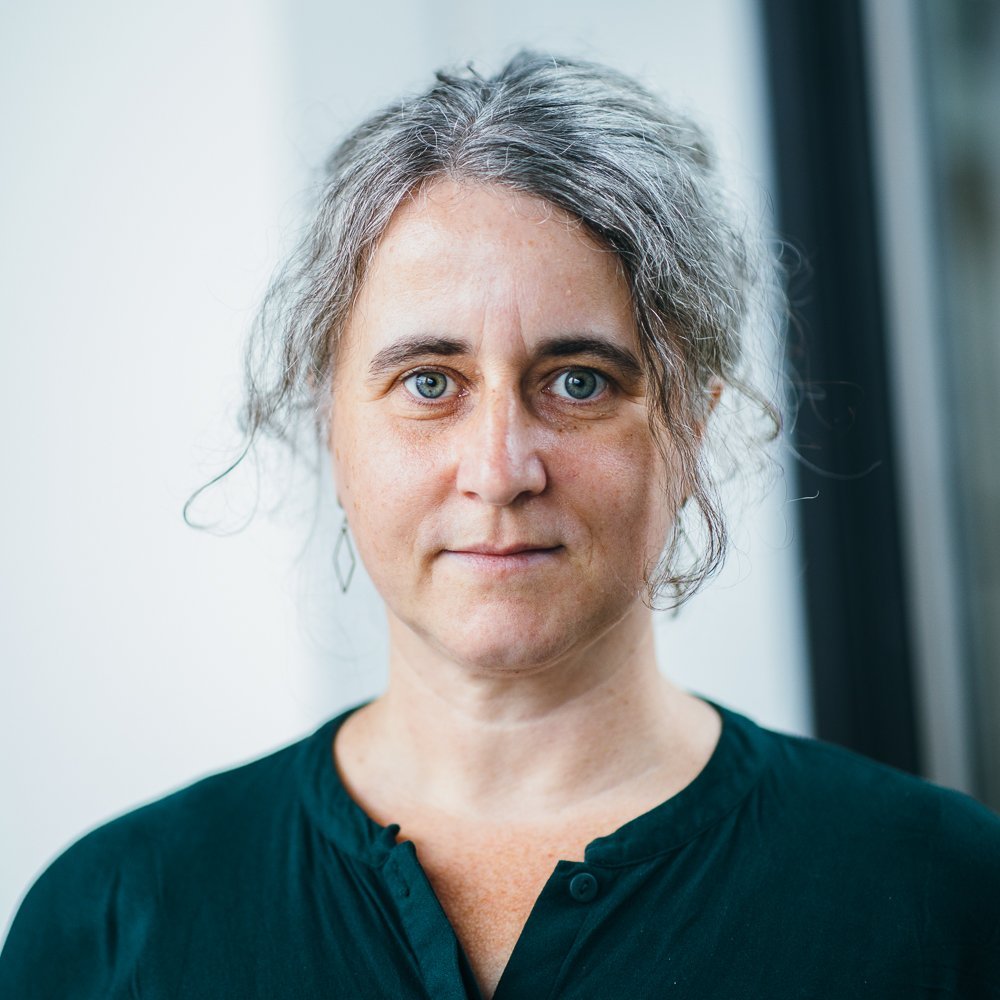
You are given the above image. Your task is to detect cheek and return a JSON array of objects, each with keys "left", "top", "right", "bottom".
[
  {"left": 331, "top": 416, "right": 446, "bottom": 570},
  {"left": 575, "top": 428, "right": 678, "bottom": 556},
  {"left": 573, "top": 424, "right": 673, "bottom": 502}
]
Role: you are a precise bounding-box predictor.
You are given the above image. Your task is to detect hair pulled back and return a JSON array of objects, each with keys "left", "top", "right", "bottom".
[{"left": 232, "top": 50, "right": 783, "bottom": 607}]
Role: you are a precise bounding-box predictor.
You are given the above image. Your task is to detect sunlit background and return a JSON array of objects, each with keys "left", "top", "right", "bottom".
[{"left": 2, "top": 0, "right": 997, "bottom": 936}]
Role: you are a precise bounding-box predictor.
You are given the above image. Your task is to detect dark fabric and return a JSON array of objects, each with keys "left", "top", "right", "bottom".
[{"left": 3, "top": 702, "right": 999, "bottom": 999}]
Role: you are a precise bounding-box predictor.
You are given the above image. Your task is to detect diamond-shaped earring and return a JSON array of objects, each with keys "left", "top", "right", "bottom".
[{"left": 334, "top": 517, "right": 356, "bottom": 593}]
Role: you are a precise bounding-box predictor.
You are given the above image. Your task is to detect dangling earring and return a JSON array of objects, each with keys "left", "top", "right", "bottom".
[{"left": 333, "top": 515, "right": 356, "bottom": 593}]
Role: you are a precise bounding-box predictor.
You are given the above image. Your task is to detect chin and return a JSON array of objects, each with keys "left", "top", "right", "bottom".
[
  {"left": 422, "top": 599, "right": 629, "bottom": 677},
  {"left": 441, "top": 639, "right": 571, "bottom": 677}
]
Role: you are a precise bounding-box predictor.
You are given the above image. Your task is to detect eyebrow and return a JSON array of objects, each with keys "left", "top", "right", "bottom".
[
  {"left": 367, "top": 337, "right": 468, "bottom": 380},
  {"left": 366, "top": 334, "right": 643, "bottom": 382},
  {"left": 535, "top": 336, "right": 644, "bottom": 382}
]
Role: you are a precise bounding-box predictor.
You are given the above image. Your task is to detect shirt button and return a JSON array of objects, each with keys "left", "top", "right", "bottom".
[{"left": 569, "top": 871, "right": 599, "bottom": 903}]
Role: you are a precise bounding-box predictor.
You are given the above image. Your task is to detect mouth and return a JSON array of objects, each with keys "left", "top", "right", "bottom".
[
  {"left": 451, "top": 544, "right": 562, "bottom": 557},
  {"left": 440, "top": 544, "right": 564, "bottom": 571}
]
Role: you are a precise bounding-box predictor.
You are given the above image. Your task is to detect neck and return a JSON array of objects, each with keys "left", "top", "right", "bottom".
[{"left": 336, "top": 604, "right": 718, "bottom": 825}]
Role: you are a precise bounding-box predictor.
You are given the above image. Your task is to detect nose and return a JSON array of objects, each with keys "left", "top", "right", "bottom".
[{"left": 455, "top": 388, "right": 547, "bottom": 506}]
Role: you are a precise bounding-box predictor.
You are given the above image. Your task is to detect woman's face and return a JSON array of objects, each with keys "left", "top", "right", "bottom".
[{"left": 330, "top": 179, "right": 681, "bottom": 673}]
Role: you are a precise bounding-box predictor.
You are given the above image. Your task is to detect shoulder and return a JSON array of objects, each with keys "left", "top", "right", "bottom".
[
  {"left": 719, "top": 711, "right": 1000, "bottom": 989},
  {"left": 61, "top": 719, "right": 319, "bottom": 871},
  {"left": 0, "top": 719, "right": 334, "bottom": 997},
  {"left": 747, "top": 715, "right": 1000, "bottom": 840},
  {"left": 743, "top": 715, "right": 1000, "bottom": 924},
  {"left": 756, "top": 719, "right": 1000, "bottom": 837}
]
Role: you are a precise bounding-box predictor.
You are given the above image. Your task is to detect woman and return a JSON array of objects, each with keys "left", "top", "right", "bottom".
[{"left": 2, "top": 52, "right": 998, "bottom": 1000}]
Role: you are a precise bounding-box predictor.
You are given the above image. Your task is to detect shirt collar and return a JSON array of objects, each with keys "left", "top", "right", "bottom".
[
  {"left": 584, "top": 702, "right": 768, "bottom": 865},
  {"left": 300, "top": 700, "right": 768, "bottom": 867}
]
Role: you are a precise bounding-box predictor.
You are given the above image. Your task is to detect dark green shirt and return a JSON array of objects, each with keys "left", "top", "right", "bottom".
[{"left": 3, "top": 702, "right": 999, "bottom": 998}]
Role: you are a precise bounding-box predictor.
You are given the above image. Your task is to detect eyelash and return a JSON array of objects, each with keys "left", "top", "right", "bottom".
[
  {"left": 398, "top": 366, "right": 614, "bottom": 405},
  {"left": 400, "top": 368, "right": 464, "bottom": 403}
]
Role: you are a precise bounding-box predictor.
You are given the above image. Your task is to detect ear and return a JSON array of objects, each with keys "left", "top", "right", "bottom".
[
  {"left": 692, "top": 378, "right": 723, "bottom": 445},
  {"left": 706, "top": 377, "right": 723, "bottom": 415}
]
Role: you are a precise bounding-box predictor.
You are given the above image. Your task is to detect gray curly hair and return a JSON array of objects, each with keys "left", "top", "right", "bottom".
[{"left": 216, "top": 50, "right": 783, "bottom": 608}]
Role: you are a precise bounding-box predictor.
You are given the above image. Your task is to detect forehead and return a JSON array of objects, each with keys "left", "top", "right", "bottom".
[
  {"left": 343, "top": 178, "right": 636, "bottom": 355},
  {"left": 379, "top": 177, "right": 615, "bottom": 263},
  {"left": 379, "top": 177, "right": 604, "bottom": 257}
]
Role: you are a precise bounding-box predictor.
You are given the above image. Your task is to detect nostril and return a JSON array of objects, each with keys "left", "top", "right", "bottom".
[
  {"left": 452, "top": 392, "right": 548, "bottom": 505},
  {"left": 456, "top": 439, "right": 546, "bottom": 506}
]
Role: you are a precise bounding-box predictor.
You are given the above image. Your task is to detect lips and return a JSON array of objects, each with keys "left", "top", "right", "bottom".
[
  {"left": 439, "top": 544, "right": 564, "bottom": 572},
  {"left": 450, "top": 544, "right": 561, "bottom": 556}
]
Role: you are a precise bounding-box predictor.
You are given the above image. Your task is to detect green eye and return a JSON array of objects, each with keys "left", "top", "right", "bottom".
[
  {"left": 404, "top": 371, "right": 452, "bottom": 399},
  {"left": 553, "top": 369, "right": 606, "bottom": 400}
]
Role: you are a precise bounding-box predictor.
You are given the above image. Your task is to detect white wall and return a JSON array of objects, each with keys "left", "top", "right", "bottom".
[{"left": 1, "top": 0, "right": 809, "bottom": 935}]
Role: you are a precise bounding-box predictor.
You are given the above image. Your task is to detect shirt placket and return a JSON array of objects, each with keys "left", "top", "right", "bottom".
[
  {"left": 492, "top": 860, "right": 614, "bottom": 1000},
  {"left": 383, "top": 840, "right": 478, "bottom": 1000}
]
